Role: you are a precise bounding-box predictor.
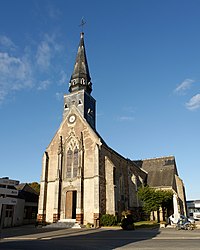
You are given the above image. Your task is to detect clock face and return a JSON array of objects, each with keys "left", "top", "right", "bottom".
[{"left": 68, "top": 114, "right": 76, "bottom": 123}]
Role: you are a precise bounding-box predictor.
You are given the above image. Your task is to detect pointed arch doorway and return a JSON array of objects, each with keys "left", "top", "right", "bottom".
[{"left": 65, "top": 191, "right": 77, "bottom": 219}]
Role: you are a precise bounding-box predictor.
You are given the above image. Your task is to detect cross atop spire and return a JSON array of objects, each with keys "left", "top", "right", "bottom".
[
  {"left": 69, "top": 32, "right": 92, "bottom": 94},
  {"left": 79, "top": 18, "right": 86, "bottom": 32}
]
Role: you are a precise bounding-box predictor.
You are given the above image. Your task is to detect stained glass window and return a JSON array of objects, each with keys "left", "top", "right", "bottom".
[
  {"left": 66, "top": 146, "right": 79, "bottom": 178},
  {"left": 73, "top": 147, "right": 78, "bottom": 178},
  {"left": 66, "top": 149, "right": 72, "bottom": 178}
]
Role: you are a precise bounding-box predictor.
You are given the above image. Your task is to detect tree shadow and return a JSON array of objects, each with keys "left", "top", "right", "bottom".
[{"left": 0, "top": 226, "right": 160, "bottom": 250}]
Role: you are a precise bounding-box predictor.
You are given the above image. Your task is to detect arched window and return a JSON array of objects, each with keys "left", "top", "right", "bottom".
[
  {"left": 66, "top": 149, "right": 72, "bottom": 178},
  {"left": 119, "top": 176, "right": 125, "bottom": 201},
  {"left": 131, "top": 175, "right": 138, "bottom": 191},
  {"left": 113, "top": 167, "right": 116, "bottom": 185},
  {"left": 81, "top": 78, "right": 85, "bottom": 85},
  {"left": 65, "top": 146, "right": 79, "bottom": 179},
  {"left": 73, "top": 147, "right": 78, "bottom": 178}
]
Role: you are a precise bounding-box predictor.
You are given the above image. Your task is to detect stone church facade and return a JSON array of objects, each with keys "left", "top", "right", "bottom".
[{"left": 38, "top": 33, "right": 186, "bottom": 226}]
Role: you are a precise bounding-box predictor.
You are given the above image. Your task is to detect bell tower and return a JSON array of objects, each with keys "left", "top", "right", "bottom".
[{"left": 63, "top": 32, "right": 96, "bottom": 130}]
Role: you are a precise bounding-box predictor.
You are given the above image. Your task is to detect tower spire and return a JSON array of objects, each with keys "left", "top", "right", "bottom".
[{"left": 69, "top": 32, "right": 92, "bottom": 94}]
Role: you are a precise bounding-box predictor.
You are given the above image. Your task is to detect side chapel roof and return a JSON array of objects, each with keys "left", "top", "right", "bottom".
[{"left": 134, "top": 156, "right": 178, "bottom": 188}]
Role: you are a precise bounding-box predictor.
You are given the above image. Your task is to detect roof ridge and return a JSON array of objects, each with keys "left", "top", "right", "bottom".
[{"left": 139, "top": 155, "right": 175, "bottom": 161}]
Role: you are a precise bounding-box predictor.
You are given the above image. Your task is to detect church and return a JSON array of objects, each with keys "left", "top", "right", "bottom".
[{"left": 37, "top": 32, "right": 186, "bottom": 226}]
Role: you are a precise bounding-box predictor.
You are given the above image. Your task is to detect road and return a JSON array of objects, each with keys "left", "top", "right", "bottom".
[{"left": 1, "top": 225, "right": 200, "bottom": 249}]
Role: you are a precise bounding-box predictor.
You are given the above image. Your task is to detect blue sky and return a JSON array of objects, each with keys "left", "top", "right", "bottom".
[{"left": 0, "top": 0, "right": 200, "bottom": 200}]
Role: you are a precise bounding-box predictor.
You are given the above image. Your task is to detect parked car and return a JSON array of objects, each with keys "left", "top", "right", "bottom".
[{"left": 169, "top": 214, "right": 195, "bottom": 224}]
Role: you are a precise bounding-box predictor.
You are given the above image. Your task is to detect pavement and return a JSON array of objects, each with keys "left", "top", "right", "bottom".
[
  {"left": 0, "top": 224, "right": 92, "bottom": 240},
  {"left": 1, "top": 223, "right": 200, "bottom": 240},
  {"left": 0, "top": 224, "right": 200, "bottom": 250}
]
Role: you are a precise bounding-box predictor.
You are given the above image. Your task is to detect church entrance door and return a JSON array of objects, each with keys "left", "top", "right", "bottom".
[{"left": 65, "top": 191, "right": 77, "bottom": 219}]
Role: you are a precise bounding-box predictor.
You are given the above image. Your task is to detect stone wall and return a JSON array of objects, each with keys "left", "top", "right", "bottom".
[
  {"left": 175, "top": 175, "right": 187, "bottom": 215},
  {"left": 100, "top": 144, "right": 147, "bottom": 218},
  {"left": 38, "top": 106, "right": 148, "bottom": 224}
]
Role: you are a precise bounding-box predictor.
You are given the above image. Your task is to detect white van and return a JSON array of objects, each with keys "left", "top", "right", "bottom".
[{"left": 193, "top": 209, "right": 200, "bottom": 220}]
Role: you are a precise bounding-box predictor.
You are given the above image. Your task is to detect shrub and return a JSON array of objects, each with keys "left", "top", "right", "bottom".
[
  {"left": 121, "top": 214, "right": 135, "bottom": 230},
  {"left": 86, "top": 223, "right": 94, "bottom": 228},
  {"left": 100, "top": 214, "right": 118, "bottom": 226}
]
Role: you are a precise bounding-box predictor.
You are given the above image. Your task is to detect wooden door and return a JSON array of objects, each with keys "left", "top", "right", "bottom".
[
  {"left": 65, "top": 191, "right": 77, "bottom": 219},
  {"left": 65, "top": 191, "right": 73, "bottom": 219}
]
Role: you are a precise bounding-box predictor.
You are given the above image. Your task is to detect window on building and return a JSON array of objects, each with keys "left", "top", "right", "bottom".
[
  {"left": 73, "top": 147, "right": 78, "bottom": 178},
  {"left": 113, "top": 168, "right": 116, "bottom": 185},
  {"left": 66, "top": 149, "right": 73, "bottom": 178},
  {"left": 119, "top": 175, "right": 124, "bottom": 196},
  {"left": 66, "top": 147, "right": 79, "bottom": 179},
  {"left": 81, "top": 78, "right": 85, "bottom": 85}
]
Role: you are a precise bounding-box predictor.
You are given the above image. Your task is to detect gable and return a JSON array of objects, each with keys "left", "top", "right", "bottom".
[
  {"left": 16, "top": 183, "right": 39, "bottom": 202},
  {"left": 46, "top": 105, "right": 101, "bottom": 153}
]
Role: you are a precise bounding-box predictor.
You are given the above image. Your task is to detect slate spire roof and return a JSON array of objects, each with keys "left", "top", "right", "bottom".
[{"left": 69, "top": 32, "right": 92, "bottom": 94}]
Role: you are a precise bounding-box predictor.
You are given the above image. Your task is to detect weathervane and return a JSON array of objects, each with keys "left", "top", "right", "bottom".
[{"left": 79, "top": 18, "right": 86, "bottom": 32}]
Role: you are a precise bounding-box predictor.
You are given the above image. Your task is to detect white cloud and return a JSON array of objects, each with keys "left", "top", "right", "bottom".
[
  {"left": 0, "top": 35, "right": 16, "bottom": 50},
  {"left": 36, "top": 40, "right": 51, "bottom": 70},
  {"left": 47, "top": 5, "right": 61, "bottom": 19},
  {"left": 36, "top": 34, "right": 62, "bottom": 71},
  {"left": 0, "top": 33, "right": 65, "bottom": 104},
  {"left": 186, "top": 94, "right": 200, "bottom": 110},
  {"left": 55, "top": 92, "right": 63, "bottom": 101},
  {"left": 0, "top": 52, "right": 33, "bottom": 103},
  {"left": 37, "top": 80, "right": 51, "bottom": 90},
  {"left": 59, "top": 70, "right": 67, "bottom": 85},
  {"left": 117, "top": 106, "right": 136, "bottom": 122},
  {"left": 0, "top": 89, "right": 7, "bottom": 103},
  {"left": 118, "top": 116, "right": 134, "bottom": 121},
  {"left": 174, "top": 79, "right": 195, "bottom": 94},
  {"left": 122, "top": 106, "right": 135, "bottom": 114}
]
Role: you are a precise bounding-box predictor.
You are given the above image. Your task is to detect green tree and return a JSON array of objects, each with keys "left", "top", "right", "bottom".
[
  {"left": 156, "top": 189, "right": 173, "bottom": 212},
  {"left": 28, "top": 182, "right": 40, "bottom": 194},
  {"left": 138, "top": 186, "right": 173, "bottom": 221}
]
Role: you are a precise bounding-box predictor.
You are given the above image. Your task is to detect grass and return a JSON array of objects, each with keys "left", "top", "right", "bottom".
[
  {"left": 134, "top": 221, "right": 159, "bottom": 229},
  {"left": 101, "top": 220, "right": 160, "bottom": 229}
]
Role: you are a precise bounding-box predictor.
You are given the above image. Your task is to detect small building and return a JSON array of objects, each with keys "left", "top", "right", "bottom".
[
  {"left": 0, "top": 177, "right": 39, "bottom": 228},
  {"left": 135, "top": 156, "right": 187, "bottom": 221},
  {"left": 0, "top": 177, "right": 19, "bottom": 228},
  {"left": 15, "top": 183, "right": 39, "bottom": 225},
  {"left": 187, "top": 200, "right": 200, "bottom": 220}
]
